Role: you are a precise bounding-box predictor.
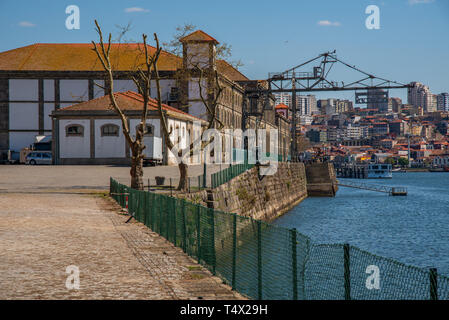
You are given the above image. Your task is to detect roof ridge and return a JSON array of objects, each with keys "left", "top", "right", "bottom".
[
  {"left": 17, "top": 43, "right": 39, "bottom": 70},
  {"left": 120, "top": 91, "right": 193, "bottom": 116},
  {"left": 180, "top": 30, "right": 219, "bottom": 43}
]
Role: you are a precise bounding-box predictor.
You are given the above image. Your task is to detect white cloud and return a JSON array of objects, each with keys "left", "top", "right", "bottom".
[
  {"left": 408, "top": 0, "right": 435, "bottom": 4},
  {"left": 124, "top": 7, "right": 150, "bottom": 13},
  {"left": 317, "top": 20, "right": 341, "bottom": 27},
  {"left": 18, "top": 21, "right": 36, "bottom": 27}
]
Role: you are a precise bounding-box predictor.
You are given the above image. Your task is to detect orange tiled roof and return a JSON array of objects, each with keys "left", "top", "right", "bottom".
[
  {"left": 0, "top": 43, "right": 182, "bottom": 71},
  {"left": 216, "top": 60, "right": 249, "bottom": 81},
  {"left": 275, "top": 103, "right": 289, "bottom": 110},
  {"left": 180, "top": 30, "right": 219, "bottom": 44},
  {"left": 57, "top": 91, "right": 202, "bottom": 121}
]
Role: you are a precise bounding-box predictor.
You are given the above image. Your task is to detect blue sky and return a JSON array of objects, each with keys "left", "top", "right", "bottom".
[{"left": 0, "top": 0, "right": 448, "bottom": 102}]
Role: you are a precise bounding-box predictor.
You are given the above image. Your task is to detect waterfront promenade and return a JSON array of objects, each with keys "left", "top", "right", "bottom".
[{"left": 0, "top": 165, "right": 242, "bottom": 300}]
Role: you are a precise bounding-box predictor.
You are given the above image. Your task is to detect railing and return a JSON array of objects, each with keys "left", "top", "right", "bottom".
[
  {"left": 110, "top": 177, "right": 448, "bottom": 300},
  {"left": 211, "top": 163, "right": 255, "bottom": 189},
  {"left": 338, "top": 180, "right": 407, "bottom": 195}
]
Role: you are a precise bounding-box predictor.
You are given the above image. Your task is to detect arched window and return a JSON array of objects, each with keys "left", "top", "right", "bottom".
[
  {"left": 101, "top": 124, "right": 119, "bottom": 137},
  {"left": 66, "top": 124, "right": 84, "bottom": 137}
]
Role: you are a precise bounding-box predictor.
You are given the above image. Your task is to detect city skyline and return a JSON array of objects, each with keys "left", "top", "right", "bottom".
[{"left": 0, "top": 0, "right": 448, "bottom": 103}]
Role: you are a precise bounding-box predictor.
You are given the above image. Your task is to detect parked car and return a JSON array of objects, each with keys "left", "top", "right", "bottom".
[{"left": 25, "top": 152, "right": 52, "bottom": 165}]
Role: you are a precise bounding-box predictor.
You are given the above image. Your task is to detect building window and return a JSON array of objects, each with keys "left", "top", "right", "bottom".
[
  {"left": 101, "top": 124, "right": 119, "bottom": 137},
  {"left": 136, "top": 124, "right": 154, "bottom": 136},
  {"left": 66, "top": 124, "right": 84, "bottom": 137}
]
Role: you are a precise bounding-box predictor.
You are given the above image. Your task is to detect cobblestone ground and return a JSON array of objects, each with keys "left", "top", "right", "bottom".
[{"left": 0, "top": 192, "right": 243, "bottom": 300}]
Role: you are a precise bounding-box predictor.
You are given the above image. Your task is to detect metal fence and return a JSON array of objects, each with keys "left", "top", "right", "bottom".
[
  {"left": 110, "top": 177, "right": 449, "bottom": 300},
  {"left": 211, "top": 163, "right": 255, "bottom": 189}
]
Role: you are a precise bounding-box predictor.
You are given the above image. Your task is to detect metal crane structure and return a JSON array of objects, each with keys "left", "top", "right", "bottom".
[{"left": 254, "top": 50, "right": 414, "bottom": 161}]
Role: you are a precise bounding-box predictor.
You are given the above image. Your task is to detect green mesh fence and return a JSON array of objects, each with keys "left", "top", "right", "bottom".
[
  {"left": 110, "top": 177, "right": 448, "bottom": 300},
  {"left": 211, "top": 163, "right": 255, "bottom": 189}
]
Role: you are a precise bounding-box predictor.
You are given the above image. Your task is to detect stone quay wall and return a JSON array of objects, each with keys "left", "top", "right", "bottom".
[{"left": 175, "top": 162, "right": 337, "bottom": 222}]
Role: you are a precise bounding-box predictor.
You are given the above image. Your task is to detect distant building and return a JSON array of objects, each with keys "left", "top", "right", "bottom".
[
  {"left": 389, "top": 120, "right": 407, "bottom": 136},
  {"left": 319, "top": 98, "right": 352, "bottom": 115},
  {"left": 367, "top": 88, "right": 389, "bottom": 112},
  {"left": 335, "top": 99, "right": 353, "bottom": 114},
  {"left": 408, "top": 82, "right": 436, "bottom": 113},
  {"left": 344, "top": 124, "right": 363, "bottom": 140},
  {"left": 306, "top": 129, "right": 327, "bottom": 143},
  {"left": 370, "top": 122, "right": 389, "bottom": 136},
  {"left": 274, "top": 93, "right": 292, "bottom": 107},
  {"left": 299, "top": 115, "right": 314, "bottom": 125},
  {"left": 275, "top": 103, "right": 289, "bottom": 118},
  {"left": 437, "top": 93, "right": 449, "bottom": 112},
  {"left": 388, "top": 97, "right": 402, "bottom": 113},
  {"left": 297, "top": 95, "right": 318, "bottom": 116}
]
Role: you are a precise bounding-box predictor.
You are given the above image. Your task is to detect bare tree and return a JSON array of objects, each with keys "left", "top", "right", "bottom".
[
  {"left": 92, "top": 20, "right": 225, "bottom": 192},
  {"left": 168, "top": 65, "right": 225, "bottom": 191},
  {"left": 92, "top": 20, "right": 158, "bottom": 190}
]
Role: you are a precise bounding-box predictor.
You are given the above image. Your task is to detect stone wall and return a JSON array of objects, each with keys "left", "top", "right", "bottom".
[
  {"left": 173, "top": 162, "right": 337, "bottom": 222},
  {"left": 208, "top": 162, "right": 307, "bottom": 221}
]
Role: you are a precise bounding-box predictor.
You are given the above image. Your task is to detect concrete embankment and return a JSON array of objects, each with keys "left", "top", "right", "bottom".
[
  {"left": 178, "top": 162, "right": 337, "bottom": 222},
  {"left": 305, "top": 163, "right": 339, "bottom": 197}
]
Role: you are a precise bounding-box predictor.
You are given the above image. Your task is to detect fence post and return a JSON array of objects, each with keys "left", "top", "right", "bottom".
[
  {"left": 159, "top": 196, "right": 163, "bottom": 235},
  {"left": 149, "top": 192, "right": 153, "bottom": 229},
  {"left": 166, "top": 197, "right": 170, "bottom": 240},
  {"left": 291, "top": 228, "right": 298, "bottom": 300},
  {"left": 197, "top": 205, "right": 201, "bottom": 264},
  {"left": 203, "top": 162, "right": 207, "bottom": 188},
  {"left": 430, "top": 268, "right": 438, "bottom": 300},
  {"left": 173, "top": 198, "right": 177, "bottom": 246},
  {"left": 232, "top": 214, "right": 237, "bottom": 290},
  {"left": 257, "top": 220, "right": 262, "bottom": 300},
  {"left": 182, "top": 200, "right": 187, "bottom": 253},
  {"left": 208, "top": 207, "right": 216, "bottom": 275},
  {"left": 344, "top": 243, "right": 351, "bottom": 300}
]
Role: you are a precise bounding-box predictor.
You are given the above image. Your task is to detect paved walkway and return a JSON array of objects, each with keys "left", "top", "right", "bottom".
[
  {"left": 0, "top": 192, "right": 243, "bottom": 300},
  {"left": 0, "top": 164, "right": 224, "bottom": 193}
]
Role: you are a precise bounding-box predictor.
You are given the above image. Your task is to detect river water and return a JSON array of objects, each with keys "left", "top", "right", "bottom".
[{"left": 274, "top": 172, "right": 449, "bottom": 275}]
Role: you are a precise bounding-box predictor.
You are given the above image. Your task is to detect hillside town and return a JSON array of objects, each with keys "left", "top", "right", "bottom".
[{"left": 275, "top": 85, "right": 449, "bottom": 169}]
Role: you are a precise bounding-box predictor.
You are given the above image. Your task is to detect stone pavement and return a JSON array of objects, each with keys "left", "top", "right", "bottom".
[
  {"left": 0, "top": 164, "right": 224, "bottom": 193},
  {"left": 0, "top": 191, "right": 244, "bottom": 300}
]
